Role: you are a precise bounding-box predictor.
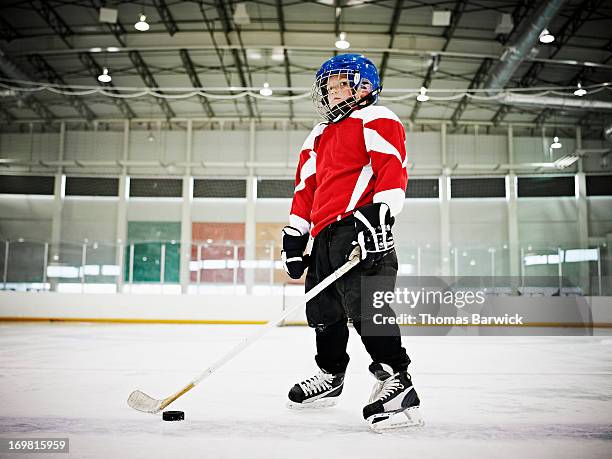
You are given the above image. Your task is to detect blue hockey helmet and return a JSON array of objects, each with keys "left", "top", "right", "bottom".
[{"left": 312, "top": 54, "right": 381, "bottom": 123}]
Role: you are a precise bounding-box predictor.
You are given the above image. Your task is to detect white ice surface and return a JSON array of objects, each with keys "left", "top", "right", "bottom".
[{"left": 1, "top": 323, "right": 611, "bottom": 458}]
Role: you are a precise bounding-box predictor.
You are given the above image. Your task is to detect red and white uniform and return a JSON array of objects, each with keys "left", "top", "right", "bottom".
[{"left": 290, "top": 105, "right": 408, "bottom": 238}]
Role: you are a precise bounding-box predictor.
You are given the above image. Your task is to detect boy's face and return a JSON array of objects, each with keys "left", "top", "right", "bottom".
[{"left": 326, "top": 74, "right": 370, "bottom": 108}]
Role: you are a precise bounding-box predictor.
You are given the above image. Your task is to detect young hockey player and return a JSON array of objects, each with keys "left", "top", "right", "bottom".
[{"left": 281, "top": 54, "right": 423, "bottom": 431}]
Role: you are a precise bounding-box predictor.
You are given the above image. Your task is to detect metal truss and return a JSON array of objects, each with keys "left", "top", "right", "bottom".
[
  {"left": 494, "top": 0, "right": 605, "bottom": 125},
  {"left": 533, "top": 108, "right": 554, "bottom": 127},
  {"left": 534, "top": 36, "right": 612, "bottom": 126},
  {"left": 0, "top": 52, "right": 56, "bottom": 124},
  {"left": 128, "top": 51, "right": 176, "bottom": 119},
  {"left": 378, "top": 0, "right": 403, "bottom": 83},
  {"left": 495, "top": 0, "right": 534, "bottom": 45},
  {"left": 31, "top": 0, "right": 135, "bottom": 118},
  {"left": 27, "top": 53, "right": 96, "bottom": 121},
  {"left": 154, "top": 0, "right": 179, "bottom": 36},
  {"left": 275, "top": 0, "right": 294, "bottom": 119},
  {"left": 78, "top": 52, "right": 136, "bottom": 119},
  {"left": 449, "top": 57, "right": 494, "bottom": 130},
  {"left": 89, "top": 0, "right": 127, "bottom": 47},
  {"left": 410, "top": 0, "right": 467, "bottom": 122},
  {"left": 29, "top": 0, "right": 73, "bottom": 48},
  {"left": 179, "top": 49, "right": 215, "bottom": 117},
  {"left": 199, "top": 2, "right": 242, "bottom": 117},
  {"left": 214, "top": 0, "right": 256, "bottom": 118},
  {"left": 0, "top": 15, "right": 21, "bottom": 42},
  {"left": 18, "top": 94, "right": 55, "bottom": 123}
]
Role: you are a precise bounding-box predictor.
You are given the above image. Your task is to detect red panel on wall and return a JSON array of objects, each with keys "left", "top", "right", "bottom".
[{"left": 191, "top": 223, "right": 245, "bottom": 284}]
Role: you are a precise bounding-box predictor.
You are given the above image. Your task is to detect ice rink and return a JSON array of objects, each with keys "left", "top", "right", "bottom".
[{"left": 1, "top": 323, "right": 612, "bottom": 458}]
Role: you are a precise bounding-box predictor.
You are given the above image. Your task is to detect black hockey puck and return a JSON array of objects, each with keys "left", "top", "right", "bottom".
[{"left": 162, "top": 410, "right": 185, "bottom": 421}]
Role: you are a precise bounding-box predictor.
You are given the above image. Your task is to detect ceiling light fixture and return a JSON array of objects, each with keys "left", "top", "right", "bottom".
[
  {"left": 573, "top": 82, "right": 587, "bottom": 97},
  {"left": 335, "top": 32, "right": 350, "bottom": 50},
  {"left": 97, "top": 67, "right": 111, "bottom": 83},
  {"left": 135, "top": 13, "right": 149, "bottom": 31},
  {"left": 259, "top": 82, "right": 273, "bottom": 96},
  {"left": 539, "top": 28, "right": 554, "bottom": 44},
  {"left": 417, "top": 86, "right": 429, "bottom": 102}
]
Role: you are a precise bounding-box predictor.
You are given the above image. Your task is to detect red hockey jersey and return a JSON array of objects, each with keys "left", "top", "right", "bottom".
[{"left": 289, "top": 105, "right": 408, "bottom": 238}]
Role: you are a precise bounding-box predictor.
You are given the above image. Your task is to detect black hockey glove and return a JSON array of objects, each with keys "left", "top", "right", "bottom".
[
  {"left": 281, "top": 226, "right": 310, "bottom": 279},
  {"left": 353, "top": 203, "right": 395, "bottom": 270}
]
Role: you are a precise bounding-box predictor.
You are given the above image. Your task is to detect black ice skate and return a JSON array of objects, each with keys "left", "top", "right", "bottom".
[
  {"left": 287, "top": 369, "right": 344, "bottom": 409},
  {"left": 363, "top": 363, "right": 424, "bottom": 432}
]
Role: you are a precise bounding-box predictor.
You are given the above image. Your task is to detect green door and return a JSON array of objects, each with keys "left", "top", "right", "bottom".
[{"left": 125, "top": 222, "right": 181, "bottom": 283}]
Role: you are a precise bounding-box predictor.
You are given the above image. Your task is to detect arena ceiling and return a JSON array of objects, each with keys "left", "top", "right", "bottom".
[{"left": 0, "top": 0, "right": 611, "bottom": 134}]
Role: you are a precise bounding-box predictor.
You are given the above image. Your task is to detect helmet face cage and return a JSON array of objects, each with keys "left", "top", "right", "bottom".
[{"left": 312, "top": 68, "right": 373, "bottom": 123}]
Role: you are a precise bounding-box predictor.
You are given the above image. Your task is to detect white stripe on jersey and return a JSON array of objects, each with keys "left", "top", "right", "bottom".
[
  {"left": 363, "top": 128, "right": 405, "bottom": 166},
  {"left": 295, "top": 151, "right": 317, "bottom": 192},
  {"left": 300, "top": 122, "right": 328, "bottom": 151},
  {"left": 289, "top": 214, "right": 311, "bottom": 235},
  {"left": 374, "top": 188, "right": 406, "bottom": 217},
  {"left": 345, "top": 162, "right": 374, "bottom": 213},
  {"left": 349, "top": 105, "right": 402, "bottom": 124}
]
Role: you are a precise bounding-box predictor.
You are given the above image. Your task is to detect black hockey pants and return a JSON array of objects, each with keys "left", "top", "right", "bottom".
[{"left": 305, "top": 215, "right": 410, "bottom": 374}]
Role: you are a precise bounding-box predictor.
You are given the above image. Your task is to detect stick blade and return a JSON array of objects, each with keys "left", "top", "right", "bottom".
[{"left": 127, "top": 390, "right": 163, "bottom": 414}]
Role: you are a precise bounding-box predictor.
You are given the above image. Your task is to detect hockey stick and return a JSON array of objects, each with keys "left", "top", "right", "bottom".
[{"left": 127, "top": 245, "right": 362, "bottom": 414}]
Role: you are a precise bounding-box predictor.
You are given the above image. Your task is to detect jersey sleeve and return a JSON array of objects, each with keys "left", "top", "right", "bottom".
[
  {"left": 289, "top": 123, "right": 326, "bottom": 235},
  {"left": 362, "top": 107, "right": 408, "bottom": 217}
]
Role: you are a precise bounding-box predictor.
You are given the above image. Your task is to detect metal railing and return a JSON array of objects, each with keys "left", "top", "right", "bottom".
[{"left": 0, "top": 238, "right": 609, "bottom": 295}]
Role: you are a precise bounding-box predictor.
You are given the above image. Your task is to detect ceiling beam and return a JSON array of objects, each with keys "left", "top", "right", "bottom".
[
  {"left": 153, "top": 0, "right": 179, "bottom": 36},
  {"left": 534, "top": 36, "right": 612, "bottom": 125},
  {"left": 0, "top": 15, "right": 21, "bottom": 42},
  {"left": 128, "top": 50, "right": 176, "bottom": 119},
  {"left": 333, "top": 0, "right": 340, "bottom": 57},
  {"left": 410, "top": 0, "right": 467, "bottom": 122},
  {"left": 89, "top": 0, "right": 127, "bottom": 47},
  {"left": 449, "top": 57, "right": 494, "bottom": 130},
  {"left": 494, "top": 0, "right": 604, "bottom": 125},
  {"left": 0, "top": 45, "right": 56, "bottom": 123},
  {"left": 198, "top": 2, "right": 242, "bottom": 117},
  {"left": 520, "top": 0, "right": 604, "bottom": 87},
  {"left": 15, "top": 92, "right": 55, "bottom": 123},
  {"left": 27, "top": 53, "right": 96, "bottom": 121},
  {"left": 29, "top": 0, "right": 73, "bottom": 49},
  {"left": 179, "top": 49, "right": 215, "bottom": 117},
  {"left": 379, "top": 0, "right": 403, "bottom": 84},
  {"left": 78, "top": 52, "right": 136, "bottom": 119},
  {"left": 31, "top": 0, "right": 135, "bottom": 119},
  {"left": 275, "top": 0, "right": 294, "bottom": 120},
  {"left": 495, "top": 0, "right": 534, "bottom": 45},
  {"left": 533, "top": 108, "right": 554, "bottom": 127},
  {"left": 214, "top": 0, "right": 256, "bottom": 118},
  {"left": 13, "top": 38, "right": 612, "bottom": 72},
  {"left": 573, "top": 38, "right": 612, "bottom": 83}
]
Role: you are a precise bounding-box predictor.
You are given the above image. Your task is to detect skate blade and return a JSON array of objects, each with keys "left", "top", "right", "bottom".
[
  {"left": 286, "top": 397, "right": 339, "bottom": 410},
  {"left": 368, "top": 407, "right": 424, "bottom": 433}
]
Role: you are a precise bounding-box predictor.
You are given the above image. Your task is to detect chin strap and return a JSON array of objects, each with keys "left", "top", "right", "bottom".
[
  {"left": 328, "top": 88, "right": 382, "bottom": 123},
  {"left": 356, "top": 86, "right": 381, "bottom": 108}
]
